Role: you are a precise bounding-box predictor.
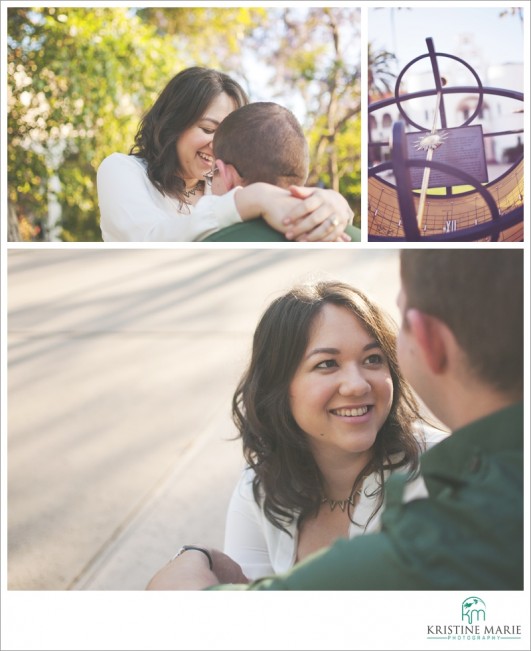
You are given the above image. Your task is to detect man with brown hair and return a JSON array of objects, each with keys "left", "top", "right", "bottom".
[
  {"left": 397, "top": 250, "right": 523, "bottom": 429},
  {"left": 148, "top": 249, "right": 523, "bottom": 590},
  {"left": 203, "top": 102, "right": 360, "bottom": 242},
  {"left": 212, "top": 101, "right": 310, "bottom": 189}
]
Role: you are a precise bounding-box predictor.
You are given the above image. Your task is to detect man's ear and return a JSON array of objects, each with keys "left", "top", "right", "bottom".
[
  {"left": 406, "top": 309, "right": 449, "bottom": 375},
  {"left": 216, "top": 159, "right": 243, "bottom": 190}
]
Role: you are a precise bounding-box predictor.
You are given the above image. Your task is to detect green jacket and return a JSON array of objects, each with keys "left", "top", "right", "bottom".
[
  {"left": 203, "top": 219, "right": 361, "bottom": 242},
  {"left": 214, "top": 403, "right": 523, "bottom": 590}
]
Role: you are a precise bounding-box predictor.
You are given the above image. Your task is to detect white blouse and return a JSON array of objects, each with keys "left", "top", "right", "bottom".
[
  {"left": 224, "top": 425, "right": 447, "bottom": 580},
  {"left": 97, "top": 153, "right": 243, "bottom": 242}
]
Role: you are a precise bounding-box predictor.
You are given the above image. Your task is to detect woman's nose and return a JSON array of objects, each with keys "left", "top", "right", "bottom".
[{"left": 338, "top": 366, "right": 371, "bottom": 396}]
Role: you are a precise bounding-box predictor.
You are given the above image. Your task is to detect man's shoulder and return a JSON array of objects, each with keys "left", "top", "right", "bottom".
[
  {"left": 204, "top": 220, "right": 361, "bottom": 242},
  {"left": 344, "top": 224, "right": 361, "bottom": 241},
  {"left": 203, "top": 219, "right": 286, "bottom": 242}
]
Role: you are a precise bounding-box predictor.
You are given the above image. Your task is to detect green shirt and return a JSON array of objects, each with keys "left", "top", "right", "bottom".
[
  {"left": 214, "top": 403, "right": 523, "bottom": 590},
  {"left": 203, "top": 219, "right": 361, "bottom": 242}
]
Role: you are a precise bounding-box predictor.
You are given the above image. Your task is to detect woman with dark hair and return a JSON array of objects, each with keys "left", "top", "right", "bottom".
[
  {"left": 97, "top": 67, "right": 352, "bottom": 242},
  {"left": 224, "top": 280, "right": 445, "bottom": 580}
]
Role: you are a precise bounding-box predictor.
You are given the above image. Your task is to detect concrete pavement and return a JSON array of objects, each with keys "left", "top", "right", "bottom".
[{"left": 7, "top": 248, "right": 401, "bottom": 590}]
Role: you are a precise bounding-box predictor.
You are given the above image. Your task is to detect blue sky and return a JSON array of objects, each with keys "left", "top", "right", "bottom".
[{"left": 369, "top": 7, "right": 524, "bottom": 72}]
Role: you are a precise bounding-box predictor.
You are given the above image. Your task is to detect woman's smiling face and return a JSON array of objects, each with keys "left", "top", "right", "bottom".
[
  {"left": 176, "top": 92, "right": 237, "bottom": 184},
  {"left": 289, "top": 303, "right": 394, "bottom": 462}
]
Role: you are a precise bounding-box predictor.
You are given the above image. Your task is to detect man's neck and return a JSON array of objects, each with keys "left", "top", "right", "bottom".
[{"left": 443, "top": 385, "right": 520, "bottom": 432}]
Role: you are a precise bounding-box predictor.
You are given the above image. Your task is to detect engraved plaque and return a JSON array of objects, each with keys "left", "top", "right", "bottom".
[{"left": 406, "top": 125, "right": 488, "bottom": 188}]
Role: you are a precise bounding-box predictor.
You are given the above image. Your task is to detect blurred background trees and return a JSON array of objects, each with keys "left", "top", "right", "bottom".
[
  {"left": 367, "top": 43, "right": 397, "bottom": 103},
  {"left": 7, "top": 6, "right": 361, "bottom": 241}
]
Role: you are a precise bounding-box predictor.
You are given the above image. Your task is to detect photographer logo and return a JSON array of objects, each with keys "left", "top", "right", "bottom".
[
  {"left": 426, "top": 596, "right": 522, "bottom": 643},
  {"left": 462, "top": 597, "right": 486, "bottom": 625}
]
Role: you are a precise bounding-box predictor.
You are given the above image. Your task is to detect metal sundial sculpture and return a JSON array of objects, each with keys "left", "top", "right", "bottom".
[
  {"left": 368, "top": 38, "right": 524, "bottom": 242},
  {"left": 415, "top": 131, "right": 448, "bottom": 151}
]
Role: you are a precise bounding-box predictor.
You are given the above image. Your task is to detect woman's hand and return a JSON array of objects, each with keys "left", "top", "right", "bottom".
[
  {"left": 210, "top": 549, "right": 249, "bottom": 585},
  {"left": 234, "top": 183, "right": 353, "bottom": 242},
  {"left": 283, "top": 186, "right": 354, "bottom": 242},
  {"left": 234, "top": 183, "right": 299, "bottom": 234}
]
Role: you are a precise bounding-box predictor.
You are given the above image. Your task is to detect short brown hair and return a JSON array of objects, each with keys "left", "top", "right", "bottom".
[
  {"left": 213, "top": 102, "right": 309, "bottom": 188},
  {"left": 400, "top": 250, "right": 523, "bottom": 396},
  {"left": 233, "top": 280, "right": 424, "bottom": 534}
]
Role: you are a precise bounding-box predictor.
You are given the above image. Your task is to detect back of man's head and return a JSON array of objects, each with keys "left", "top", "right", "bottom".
[
  {"left": 400, "top": 250, "right": 523, "bottom": 398},
  {"left": 213, "top": 102, "right": 309, "bottom": 188}
]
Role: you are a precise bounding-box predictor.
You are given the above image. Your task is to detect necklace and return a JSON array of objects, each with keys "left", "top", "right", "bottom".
[
  {"left": 321, "top": 489, "right": 362, "bottom": 512},
  {"left": 183, "top": 181, "right": 203, "bottom": 198}
]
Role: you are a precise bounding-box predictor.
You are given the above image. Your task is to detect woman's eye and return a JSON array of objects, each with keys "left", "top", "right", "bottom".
[
  {"left": 201, "top": 127, "right": 215, "bottom": 135},
  {"left": 365, "top": 353, "right": 384, "bottom": 365},
  {"left": 316, "top": 359, "right": 337, "bottom": 369}
]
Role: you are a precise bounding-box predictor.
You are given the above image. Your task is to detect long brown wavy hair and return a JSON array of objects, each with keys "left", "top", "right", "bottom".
[
  {"left": 232, "top": 281, "right": 426, "bottom": 534},
  {"left": 130, "top": 67, "right": 248, "bottom": 205}
]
